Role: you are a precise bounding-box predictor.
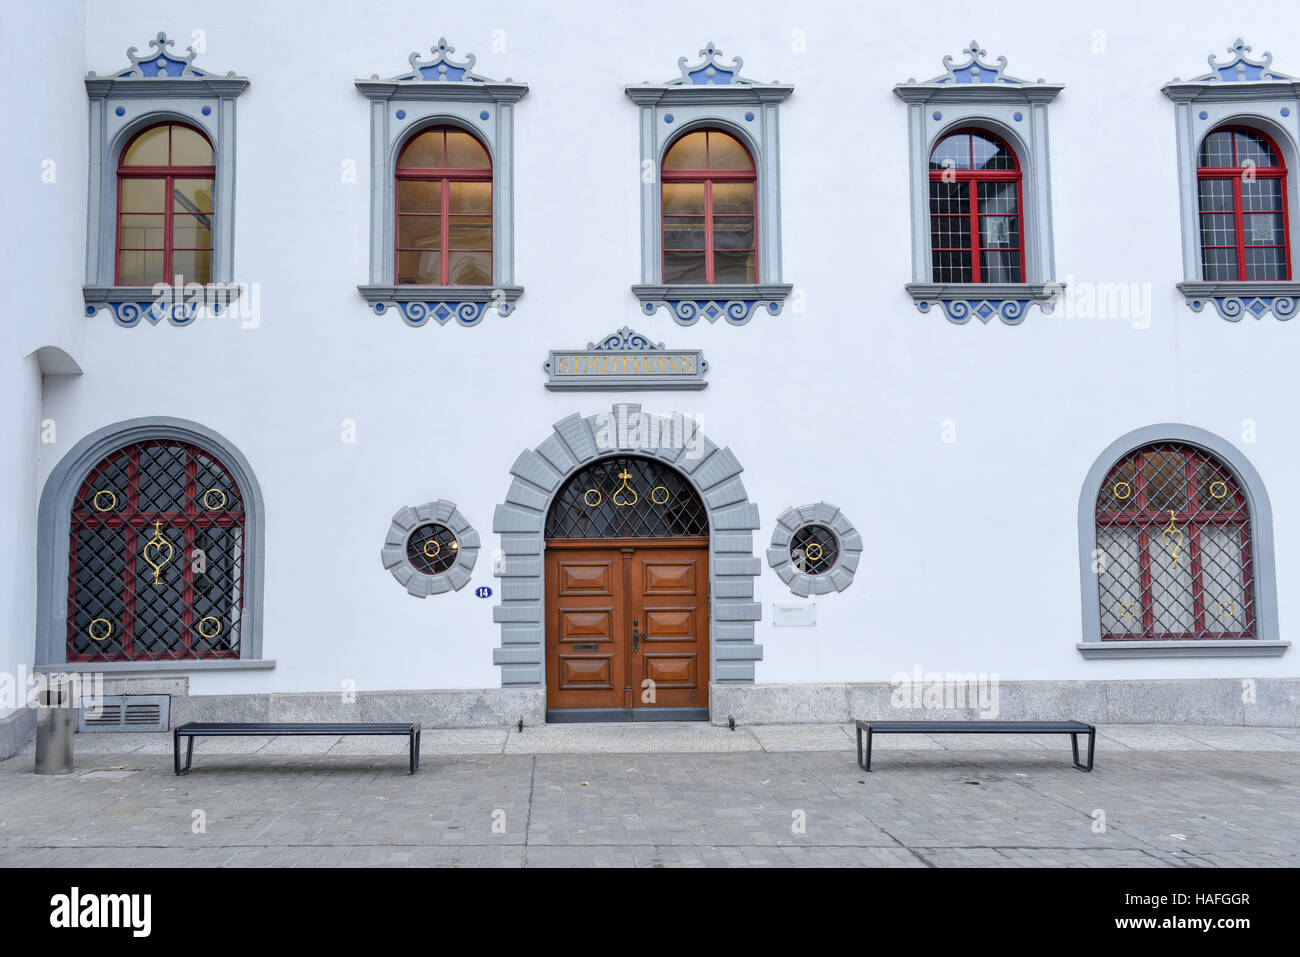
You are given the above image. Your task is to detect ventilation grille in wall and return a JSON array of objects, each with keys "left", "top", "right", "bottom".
[{"left": 78, "top": 695, "right": 170, "bottom": 733}]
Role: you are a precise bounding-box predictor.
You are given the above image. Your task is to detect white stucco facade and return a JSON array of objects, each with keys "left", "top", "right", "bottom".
[{"left": 3, "top": 0, "right": 1298, "bottom": 731}]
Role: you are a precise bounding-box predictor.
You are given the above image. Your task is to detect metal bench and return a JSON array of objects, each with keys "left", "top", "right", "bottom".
[
  {"left": 173, "top": 722, "right": 422, "bottom": 775},
  {"left": 855, "top": 720, "right": 1095, "bottom": 772}
]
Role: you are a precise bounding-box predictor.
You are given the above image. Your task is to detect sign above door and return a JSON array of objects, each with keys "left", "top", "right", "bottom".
[{"left": 544, "top": 327, "right": 707, "bottom": 391}]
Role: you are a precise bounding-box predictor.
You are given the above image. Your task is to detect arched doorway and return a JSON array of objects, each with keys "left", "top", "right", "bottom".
[{"left": 544, "top": 455, "right": 710, "bottom": 721}]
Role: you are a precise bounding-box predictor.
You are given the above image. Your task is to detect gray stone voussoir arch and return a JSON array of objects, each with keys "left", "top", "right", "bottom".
[
  {"left": 380, "top": 499, "right": 480, "bottom": 597},
  {"left": 491, "top": 403, "right": 762, "bottom": 690},
  {"left": 767, "top": 502, "right": 864, "bottom": 596}
]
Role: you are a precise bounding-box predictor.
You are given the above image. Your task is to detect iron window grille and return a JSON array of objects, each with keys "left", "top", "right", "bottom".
[
  {"left": 545, "top": 456, "right": 708, "bottom": 539},
  {"left": 68, "top": 439, "right": 245, "bottom": 661},
  {"left": 1197, "top": 126, "right": 1291, "bottom": 281},
  {"left": 406, "top": 522, "right": 460, "bottom": 575},
  {"left": 789, "top": 524, "right": 839, "bottom": 575},
  {"left": 1095, "top": 442, "right": 1254, "bottom": 640},
  {"left": 928, "top": 129, "right": 1025, "bottom": 284},
  {"left": 394, "top": 126, "right": 493, "bottom": 286}
]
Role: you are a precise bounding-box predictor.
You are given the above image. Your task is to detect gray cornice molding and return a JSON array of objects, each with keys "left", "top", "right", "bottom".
[
  {"left": 1077, "top": 640, "right": 1289, "bottom": 658},
  {"left": 83, "top": 283, "right": 245, "bottom": 327},
  {"left": 1176, "top": 281, "right": 1300, "bottom": 320},
  {"left": 1163, "top": 39, "right": 1298, "bottom": 101},
  {"left": 632, "top": 283, "right": 793, "bottom": 325},
  {"left": 85, "top": 31, "right": 249, "bottom": 99},
  {"left": 767, "top": 503, "right": 863, "bottom": 597},
  {"left": 358, "top": 285, "right": 524, "bottom": 326},
  {"left": 893, "top": 40, "right": 1061, "bottom": 103},
  {"left": 381, "top": 500, "right": 480, "bottom": 598},
  {"left": 625, "top": 41, "right": 792, "bottom": 106},
  {"left": 906, "top": 283, "right": 1064, "bottom": 325},
  {"left": 355, "top": 37, "right": 528, "bottom": 102}
]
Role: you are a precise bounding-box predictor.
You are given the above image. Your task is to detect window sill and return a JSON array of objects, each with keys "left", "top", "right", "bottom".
[
  {"left": 1176, "top": 281, "right": 1300, "bottom": 321},
  {"left": 632, "top": 283, "right": 793, "bottom": 326},
  {"left": 36, "top": 659, "right": 277, "bottom": 674},
  {"left": 84, "top": 284, "right": 245, "bottom": 327},
  {"left": 357, "top": 284, "right": 523, "bottom": 325},
  {"left": 906, "top": 282, "right": 1063, "bottom": 325},
  {"left": 1077, "top": 640, "right": 1289, "bottom": 659}
]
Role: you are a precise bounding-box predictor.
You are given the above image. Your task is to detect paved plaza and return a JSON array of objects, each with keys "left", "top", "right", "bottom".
[{"left": 2, "top": 723, "right": 1298, "bottom": 867}]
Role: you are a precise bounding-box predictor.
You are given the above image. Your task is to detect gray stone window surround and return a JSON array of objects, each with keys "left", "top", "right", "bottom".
[
  {"left": 626, "top": 42, "right": 793, "bottom": 326},
  {"left": 1163, "top": 39, "right": 1300, "bottom": 321},
  {"left": 491, "top": 403, "right": 763, "bottom": 688},
  {"left": 766, "top": 503, "right": 863, "bottom": 596},
  {"left": 894, "top": 41, "right": 1064, "bottom": 325},
  {"left": 35, "top": 416, "right": 271, "bottom": 674},
  {"left": 83, "top": 32, "right": 250, "bottom": 327},
  {"left": 355, "top": 39, "right": 527, "bottom": 327},
  {"left": 380, "top": 500, "right": 480, "bottom": 597},
  {"left": 1076, "top": 423, "right": 1287, "bottom": 658}
]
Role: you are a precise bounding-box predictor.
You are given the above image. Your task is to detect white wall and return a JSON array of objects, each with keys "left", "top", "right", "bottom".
[
  {"left": 20, "top": 0, "right": 1300, "bottom": 696},
  {"left": 1, "top": 0, "right": 87, "bottom": 716}
]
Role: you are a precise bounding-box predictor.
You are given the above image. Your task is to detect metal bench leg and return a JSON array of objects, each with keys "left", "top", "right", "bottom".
[
  {"left": 173, "top": 729, "right": 181, "bottom": 775},
  {"left": 856, "top": 726, "right": 874, "bottom": 772},
  {"left": 181, "top": 735, "right": 195, "bottom": 775},
  {"left": 409, "top": 729, "right": 418, "bottom": 774},
  {"left": 1071, "top": 729, "right": 1095, "bottom": 772}
]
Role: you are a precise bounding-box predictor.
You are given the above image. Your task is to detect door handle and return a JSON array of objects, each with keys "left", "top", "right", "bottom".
[{"left": 632, "top": 619, "right": 641, "bottom": 653}]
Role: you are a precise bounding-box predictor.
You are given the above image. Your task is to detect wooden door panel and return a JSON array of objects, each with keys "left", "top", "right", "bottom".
[
  {"left": 559, "top": 608, "right": 614, "bottom": 641},
  {"left": 547, "top": 543, "right": 709, "bottom": 714},
  {"left": 546, "top": 549, "right": 627, "bottom": 710},
  {"left": 631, "top": 549, "right": 708, "bottom": 709},
  {"left": 641, "top": 561, "right": 696, "bottom": 594}
]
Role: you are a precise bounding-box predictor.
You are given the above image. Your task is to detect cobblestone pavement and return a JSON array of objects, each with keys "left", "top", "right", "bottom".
[{"left": 1, "top": 724, "right": 1297, "bottom": 867}]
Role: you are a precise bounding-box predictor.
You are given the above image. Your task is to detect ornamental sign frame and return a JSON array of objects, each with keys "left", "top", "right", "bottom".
[{"left": 544, "top": 327, "right": 707, "bottom": 391}]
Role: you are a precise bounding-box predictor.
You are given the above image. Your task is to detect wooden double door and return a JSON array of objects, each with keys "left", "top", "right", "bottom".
[{"left": 544, "top": 538, "right": 709, "bottom": 720}]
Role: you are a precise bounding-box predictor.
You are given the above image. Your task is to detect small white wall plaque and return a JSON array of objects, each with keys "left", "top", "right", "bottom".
[{"left": 772, "top": 602, "right": 816, "bottom": 627}]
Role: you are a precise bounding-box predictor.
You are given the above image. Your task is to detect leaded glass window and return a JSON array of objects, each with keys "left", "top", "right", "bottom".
[
  {"left": 661, "top": 129, "right": 757, "bottom": 284},
  {"left": 790, "top": 524, "right": 838, "bottom": 575},
  {"left": 1095, "top": 443, "right": 1254, "bottom": 639},
  {"left": 116, "top": 122, "right": 215, "bottom": 285},
  {"left": 69, "top": 440, "right": 245, "bottom": 661},
  {"left": 406, "top": 523, "right": 460, "bottom": 574},
  {"left": 1197, "top": 126, "right": 1291, "bottom": 281},
  {"left": 395, "top": 126, "right": 493, "bottom": 286},
  {"left": 928, "top": 130, "right": 1024, "bottom": 283},
  {"left": 545, "top": 456, "right": 708, "bottom": 539}
]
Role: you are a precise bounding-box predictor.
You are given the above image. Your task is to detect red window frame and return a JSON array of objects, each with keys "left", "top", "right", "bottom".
[
  {"left": 1095, "top": 444, "right": 1255, "bottom": 640},
  {"left": 660, "top": 128, "right": 758, "bottom": 284},
  {"left": 1197, "top": 126, "right": 1292, "bottom": 281},
  {"left": 114, "top": 122, "right": 215, "bottom": 286},
  {"left": 68, "top": 441, "right": 246, "bottom": 662},
  {"left": 394, "top": 126, "right": 493, "bottom": 286},
  {"left": 928, "top": 129, "right": 1025, "bottom": 283}
]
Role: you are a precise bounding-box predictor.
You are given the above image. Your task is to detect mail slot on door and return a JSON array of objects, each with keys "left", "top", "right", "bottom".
[{"left": 571, "top": 642, "right": 599, "bottom": 651}]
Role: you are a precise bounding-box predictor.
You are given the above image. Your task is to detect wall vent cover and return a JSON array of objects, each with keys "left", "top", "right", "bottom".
[{"left": 79, "top": 695, "right": 170, "bottom": 732}]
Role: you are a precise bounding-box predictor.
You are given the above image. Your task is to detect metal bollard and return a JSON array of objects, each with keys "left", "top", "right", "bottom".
[{"left": 34, "top": 675, "right": 76, "bottom": 775}]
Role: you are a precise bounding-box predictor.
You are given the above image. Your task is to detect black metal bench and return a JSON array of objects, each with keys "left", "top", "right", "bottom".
[
  {"left": 855, "top": 720, "right": 1095, "bottom": 772},
  {"left": 173, "top": 722, "right": 422, "bottom": 775}
]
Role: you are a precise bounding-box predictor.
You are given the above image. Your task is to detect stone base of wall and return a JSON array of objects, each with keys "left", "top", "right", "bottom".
[
  {"left": 168, "top": 688, "right": 547, "bottom": 730},
  {"left": 0, "top": 707, "right": 37, "bottom": 760},
  {"left": 708, "top": 679, "right": 1300, "bottom": 728}
]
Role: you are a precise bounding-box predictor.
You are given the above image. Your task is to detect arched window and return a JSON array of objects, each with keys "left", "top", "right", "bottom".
[
  {"left": 1094, "top": 443, "right": 1254, "bottom": 640},
  {"left": 1197, "top": 126, "right": 1291, "bottom": 281},
  {"left": 661, "top": 129, "right": 757, "bottom": 284},
  {"left": 546, "top": 456, "right": 708, "bottom": 539},
  {"left": 395, "top": 126, "right": 493, "bottom": 285},
  {"left": 68, "top": 439, "right": 247, "bottom": 661},
  {"left": 116, "top": 122, "right": 214, "bottom": 285},
  {"left": 928, "top": 129, "right": 1024, "bottom": 283}
]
